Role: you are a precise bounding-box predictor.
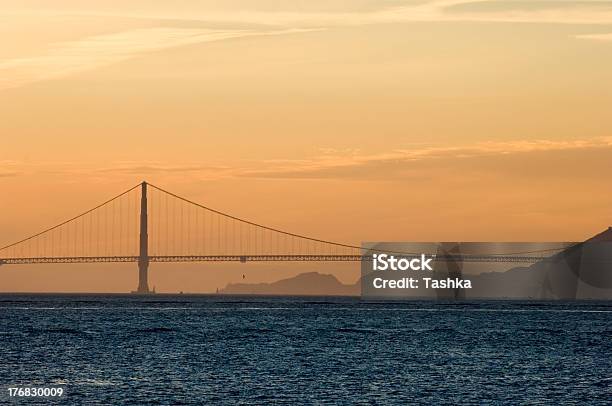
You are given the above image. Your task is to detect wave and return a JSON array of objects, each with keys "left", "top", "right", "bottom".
[{"left": 136, "top": 327, "right": 176, "bottom": 333}]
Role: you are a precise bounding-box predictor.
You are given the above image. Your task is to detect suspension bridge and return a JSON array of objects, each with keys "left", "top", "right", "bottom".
[{"left": 0, "top": 182, "right": 564, "bottom": 293}]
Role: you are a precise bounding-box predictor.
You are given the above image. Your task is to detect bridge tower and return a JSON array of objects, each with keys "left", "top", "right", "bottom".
[{"left": 136, "top": 181, "right": 151, "bottom": 293}]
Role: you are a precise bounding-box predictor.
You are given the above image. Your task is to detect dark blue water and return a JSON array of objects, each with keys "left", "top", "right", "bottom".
[{"left": 1, "top": 295, "right": 611, "bottom": 405}]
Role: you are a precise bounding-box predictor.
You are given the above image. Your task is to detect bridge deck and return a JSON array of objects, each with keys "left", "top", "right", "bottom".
[{"left": 0, "top": 254, "right": 551, "bottom": 265}]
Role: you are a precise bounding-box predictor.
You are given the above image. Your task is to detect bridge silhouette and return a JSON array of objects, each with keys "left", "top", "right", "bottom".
[{"left": 0, "top": 182, "right": 563, "bottom": 293}]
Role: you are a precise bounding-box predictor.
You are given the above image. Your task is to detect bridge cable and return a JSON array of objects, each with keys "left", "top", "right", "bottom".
[{"left": 0, "top": 183, "right": 141, "bottom": 252}]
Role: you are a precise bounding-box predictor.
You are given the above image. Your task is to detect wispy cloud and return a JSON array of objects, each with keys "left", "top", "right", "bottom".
[
  {"left": 28, "top": 1, "right": 612, "bottom": 26},
  {"left": 0, "top": 160, "right": 23, "bottom": 177},
  {"left": 97, "top": 162, "right": 239, "bottom": 179},
  {"left": 4, "top": 137, "right": 611, "bottom": 181},
  {"left": 0, "top": 171, "right": 20, "bottom": 178},
  {"left": 575, "top": 33, "right": 612, "bottom": 42},
  {"left": 237, "top": 137, "right": 612, "bottom": 179},
  {"left": 0, "top": 27, "right": 320, "bottom": 90},
  {"left": 3, "top": 1, "right": 612, "bottom": 89},
  {"left": 420, "top": 0, "right": 612, "bottom": 25}
]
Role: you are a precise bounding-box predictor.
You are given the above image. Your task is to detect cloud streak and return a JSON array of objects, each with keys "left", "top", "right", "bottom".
[
  {"left": 4, "top": 137, "right": 611, "bottom": 181},
  {"left": 0, "top": 27, "right": 320, "bottom": 90},
  {"left": 0, "top": 171, "right": 21, "bottom": 178},
  {"left": 3, "top": 1, "right": 612, "bottom": 89},
  {"left": 238, "top": 137, "right": 612, "bottom": 179},
  {"left": 576, "top": 33, "right": 612, "bottom": 41},
  {"left": 24, "top": 1, "right": 612, "bottom": 26}
]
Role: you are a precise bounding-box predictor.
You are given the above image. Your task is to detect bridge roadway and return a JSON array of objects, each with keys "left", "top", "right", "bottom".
[{"left": 0, "top": 254, "right": 552, "bottom": 265}]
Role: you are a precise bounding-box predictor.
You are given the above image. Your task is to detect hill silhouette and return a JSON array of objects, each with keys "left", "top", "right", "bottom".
[
  {"left": 219, "top": 272, "right": 359, "bottom": 296},
  {"left": 219, "top": 228, "right": 612, "bottom": 299}
]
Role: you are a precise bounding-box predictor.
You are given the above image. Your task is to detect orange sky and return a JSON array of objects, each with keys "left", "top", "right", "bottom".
[{"left": 1, "top": 1, "right": 612, "bottom": 292}]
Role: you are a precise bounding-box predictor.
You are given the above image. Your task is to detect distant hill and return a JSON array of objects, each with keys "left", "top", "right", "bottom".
[
  {"left": 432, "top": 227, "right": 612, "bottom": 299},
  {"left": 219, "top": 228, "right": 612, "bottom": 299},
  {"left": 219, "top": 272, "right": 359, "bottom": 296}
]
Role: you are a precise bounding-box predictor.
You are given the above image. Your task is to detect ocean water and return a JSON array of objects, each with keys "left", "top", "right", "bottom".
[{"left": 0, "top": 295, "right": 610, "bottom": 405}]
